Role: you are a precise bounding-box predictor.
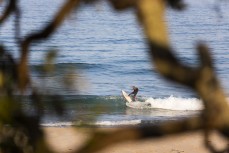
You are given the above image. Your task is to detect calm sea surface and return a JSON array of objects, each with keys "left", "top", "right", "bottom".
[{"left": 1, "top": 0, "right": 229, "bottom": 126}]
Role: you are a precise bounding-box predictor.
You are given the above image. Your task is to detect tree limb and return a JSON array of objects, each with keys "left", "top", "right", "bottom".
[
  {"left": 76, "top": 117, "right": 203, "bottom": 153},
  {"left": 18, "top": 0, "right": 81, "bottom": 90},
  {"left": 76, "top": 1, "right": 229, "bottom": 153},
  {"left": 0, "top": 0, "right": 16, "bottom": 25}
]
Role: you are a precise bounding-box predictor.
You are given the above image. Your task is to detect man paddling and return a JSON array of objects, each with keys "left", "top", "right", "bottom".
[{"left": 128, "top": 86, "right": 138, "bottom": 101}]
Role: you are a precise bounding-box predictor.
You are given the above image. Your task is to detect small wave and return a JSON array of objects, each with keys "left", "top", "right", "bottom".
[
  {"left": 90, "top": 120, "right": 141, "bottom": 126},
  {"left": 145, "top": 95, "right": 203, "bottom": 111},
  {"left": 126, "top": 101, "right": 151, "bottom": 109},
  {"left": 41, "top": 120, "right": 142, "bottom": 127},
  {"left": 41, "top": 122, "right": 74, "bottom": 127}
]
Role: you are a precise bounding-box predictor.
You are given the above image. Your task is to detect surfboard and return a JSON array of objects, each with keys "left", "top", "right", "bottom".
[
  {"left": 122, "top": 90, "right": 132, "bottom": 103},
  {"left": 122, "top": 90, "right": 152, "bottom": 108},
  {"left": 126, "top": 101, "right": 151, "bottom": 109}
]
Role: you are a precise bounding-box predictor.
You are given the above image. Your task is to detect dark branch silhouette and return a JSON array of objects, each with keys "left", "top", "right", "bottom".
[
  {"left": 0, "top": 0, "right": 229, "bottom": 153},
  {"left": 18, "top": 0, "right": 81, "bottom": 90},
  {"left": 0, "top": 0, "right": 16, "bottom": 25},
  {"left": 75, "top": 1, "right": 229, "bottom": 152}
]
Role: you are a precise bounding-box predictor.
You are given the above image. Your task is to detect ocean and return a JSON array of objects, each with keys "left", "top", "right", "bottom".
[{"left": 1, "top": 0, "right": 229, "bottom": 127}]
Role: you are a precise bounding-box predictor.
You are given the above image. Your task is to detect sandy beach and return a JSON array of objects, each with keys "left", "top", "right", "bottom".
[{"left": 43, "top": 127, "right": 228, "bottom": 153}]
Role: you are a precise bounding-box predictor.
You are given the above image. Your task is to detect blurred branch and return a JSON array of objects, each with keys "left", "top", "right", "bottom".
[
  {"left": 108, "top": 0, "right": 186, "bottom": 11},
  {"left": 0, "top": 0, "right": 21, "bottom": 47},
  {"left": 1, "top": 0, "right": 229, "bottom": 152},
  {"left": 0, "top": 46, "right": 55, "bottom": 152},
  {"left": 18, "top": 0, "right": 81, "bottom": 90},
  {"left": 108, "top": 0, "right": 137, "bottom": 10},
  {"left": 0, "top": 45, "right": 17, "bottom": 95},
  {"left": 136, "top": 0, "right": 229, "bottom": 152},
  {"left": 76, "top": 117, "right": 203, "bottom": 153},
  {"left": 74, "top": 0, "right": 229, "bottom": 153},
  {"left": 136, "top": 0, "right": 229, "bottom": 129},
  {"left": 166, "top": 0, "right": 186, "bottom": 10},
  {"left": 14, "top": 1, "right": 21, "bottom": 44},
  {"left": 0, "top": 0, "right": 16, "bottom": 25}
]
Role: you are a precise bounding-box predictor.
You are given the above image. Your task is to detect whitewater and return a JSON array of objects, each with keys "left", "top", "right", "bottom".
[{"left": 126, "top": 96, "right": 203, "bottom": 110}]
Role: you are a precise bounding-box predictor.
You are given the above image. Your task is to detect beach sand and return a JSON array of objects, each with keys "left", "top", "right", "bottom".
[{"left": 43, "top": 127, "right": 228, "bottom": 153}]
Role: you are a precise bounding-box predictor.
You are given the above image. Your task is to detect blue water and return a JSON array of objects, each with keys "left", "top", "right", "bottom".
[{"left": 1, "top": 0, "right": 229, "bottom": 126}]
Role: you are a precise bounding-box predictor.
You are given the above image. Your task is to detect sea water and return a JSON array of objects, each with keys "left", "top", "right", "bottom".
[{"left": 1, "top": 0, "right": 229, "bottom": 127}]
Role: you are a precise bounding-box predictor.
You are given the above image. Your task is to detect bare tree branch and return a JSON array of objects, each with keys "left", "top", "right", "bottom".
[
  {"left": 0, "top": 0, "right": 16, "bottom": 25},
  {"left": 74, "top": 1, "right": 229, "bottom": 153},
  {"left": 14, "top": 2, "right": 21, "bottom": 44},
  {"left": 108, "top": 0, "right": 137, "bottom": 10},
  {"left": 136, "top": 0, "right": 229, "bottom": 152},
  {"left": 18, "top": 0, "right": 81, "bottom": 90},
  {"left": 1, "top": 0, "right": 229, "bottom": 152},
  {"left": 76, "top": 117, "right": 203, "bottom": 153}
]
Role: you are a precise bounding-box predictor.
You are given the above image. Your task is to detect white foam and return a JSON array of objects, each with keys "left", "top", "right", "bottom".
[
  {"left": 92, "top": 120, "right": 141, "bottom": 126},
  {"left": 41, "top": 120, "right": 142, "bottom": 127},
  {"left": 41, "top": 122, "right": 74, "bottom": 127},
  {"left": 126, "top": 101, "right": 151, "bottom": 109},
  {"left": 145, "top": 95, "right": 203, "bottom": 111}
]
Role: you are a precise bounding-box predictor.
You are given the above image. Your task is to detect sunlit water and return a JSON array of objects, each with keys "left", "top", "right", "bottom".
[{"left": 1, "top": 0, "right": 229, "bottom": 126}]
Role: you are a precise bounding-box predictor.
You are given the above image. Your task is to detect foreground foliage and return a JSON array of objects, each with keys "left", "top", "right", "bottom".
[{"left": 0, "top": 0, "right": 228, "bottom": 153}]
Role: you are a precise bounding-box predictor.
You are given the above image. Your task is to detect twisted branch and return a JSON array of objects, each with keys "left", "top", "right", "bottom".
[
  {"left": 0, "top": 0, "right": 16, "bottom": 25},
  {"left": 1, "top": 0, "right": 228, "bottom": 152},
  {"left": 74, "top": 0, "right": 229, "bottom": 153},
  {"left": 137, "top": 0, "right": 229, "bottom": 152},
  {"left": 76, "top": 117, "right": 203, "bottom": 153},
  {"left": 18, "top": 0, "right": 81, "bottom": 90}
]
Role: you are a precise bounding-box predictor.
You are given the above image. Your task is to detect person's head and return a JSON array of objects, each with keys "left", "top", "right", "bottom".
[{"left": 132, "top": 86, "right": 136, "bottom": 89}]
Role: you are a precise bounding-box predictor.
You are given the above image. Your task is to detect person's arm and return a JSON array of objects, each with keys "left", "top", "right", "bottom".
[{"left": 128, "top": 91, "right": 134, "bottom": 96}]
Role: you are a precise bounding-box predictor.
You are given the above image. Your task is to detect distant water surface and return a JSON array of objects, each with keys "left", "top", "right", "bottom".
[{"left": 1, "top": 0, "right": 229, "bottom": 126}]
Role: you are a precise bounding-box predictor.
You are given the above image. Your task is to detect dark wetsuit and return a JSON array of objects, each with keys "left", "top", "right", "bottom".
[{"left": 128, "top": 87, "right": 138, "bottom": 101}]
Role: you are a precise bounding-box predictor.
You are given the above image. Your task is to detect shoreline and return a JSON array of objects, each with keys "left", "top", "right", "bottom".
[{"left": 43, "top": 127, "right": 228, "bottom": 153}]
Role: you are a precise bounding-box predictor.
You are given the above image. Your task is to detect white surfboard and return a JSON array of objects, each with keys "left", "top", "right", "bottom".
[
  {"left": 122, "top": 90, "right": 152, "bottom": 109},
  {"left": 126, "top": 102, "right": 151, "bottom": 109},
  {"left": 122, "top": 90, "right": 132, "bottom": 103}
]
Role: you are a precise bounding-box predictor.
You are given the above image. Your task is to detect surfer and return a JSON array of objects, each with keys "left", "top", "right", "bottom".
[{"left": 128, "top": 86, "right": 138, "bottom": 101}]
